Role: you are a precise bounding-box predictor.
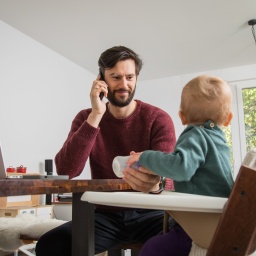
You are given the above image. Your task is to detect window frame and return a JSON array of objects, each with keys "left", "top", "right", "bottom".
[{"left": 229, "top": 80, "right": 256, "bottom": 178}]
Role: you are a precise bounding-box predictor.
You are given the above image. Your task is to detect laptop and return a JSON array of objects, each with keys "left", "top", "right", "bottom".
[{"left": 0, "top": 143, "right": 69, "bottom": 180}]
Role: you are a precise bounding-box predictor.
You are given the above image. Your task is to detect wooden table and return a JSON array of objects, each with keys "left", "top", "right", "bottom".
[{"left": 0, "top": 179, "right": 131, "bottom": 256}]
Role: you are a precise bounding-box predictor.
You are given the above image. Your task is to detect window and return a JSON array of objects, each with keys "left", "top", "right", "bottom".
[
  {"left": 222, "top": 125, "right": 233, "bottom": 174},
  {"left": 241, "top": 87, "right": 256, "bottom": 152},
  {"left": 230, "top": 80, "right": 256, "bottom": 177}
]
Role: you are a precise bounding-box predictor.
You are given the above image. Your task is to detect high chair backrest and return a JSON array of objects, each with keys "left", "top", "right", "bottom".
[{"left": 206, "top": 148, "right": 256, "bottom": 256}]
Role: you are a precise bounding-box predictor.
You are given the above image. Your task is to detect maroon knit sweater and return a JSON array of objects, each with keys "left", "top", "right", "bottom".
[{"left": 55, "top": 100, "right": 176, "bottom": 180}]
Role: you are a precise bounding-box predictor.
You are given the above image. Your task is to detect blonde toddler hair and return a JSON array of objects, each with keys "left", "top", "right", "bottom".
[{"left": 180, "top": 75, "right": 232, "bottom": 126}]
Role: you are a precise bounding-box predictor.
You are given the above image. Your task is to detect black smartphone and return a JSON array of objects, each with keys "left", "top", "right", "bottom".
[{"left": 99, "top": 70, "right": 104, "bottom": 100}]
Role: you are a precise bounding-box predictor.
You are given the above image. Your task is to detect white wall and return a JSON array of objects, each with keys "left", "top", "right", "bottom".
[
  {"left": 0, "top": 20, "right": 94, "bottom": 178},
  {"left": 1, "top": 20, "right": 256, "bottom": 180},
  {"left": 138, "top": 65, "right": 256, "bottom": 139}
]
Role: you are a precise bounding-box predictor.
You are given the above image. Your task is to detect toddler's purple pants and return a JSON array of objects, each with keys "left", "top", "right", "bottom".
[{"left": 139, "top": 224, "right": 192, "bottom": 256}]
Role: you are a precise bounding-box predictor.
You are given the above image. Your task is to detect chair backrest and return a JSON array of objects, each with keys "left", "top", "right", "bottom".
[{"left": 206, "top": 149, "right": 256, "bottom": 256}]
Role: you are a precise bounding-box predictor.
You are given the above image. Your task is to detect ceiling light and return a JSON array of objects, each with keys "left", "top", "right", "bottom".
[{"left": 248, "top": 19, "right": 256, "bottom": 44}]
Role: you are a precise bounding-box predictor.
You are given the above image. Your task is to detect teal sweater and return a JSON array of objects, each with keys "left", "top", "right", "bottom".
[{"left": 140, "top": 120, "right": 234, "bottom": 197}]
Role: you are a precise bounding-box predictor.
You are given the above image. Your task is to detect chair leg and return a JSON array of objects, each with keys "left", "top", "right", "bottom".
[
  {"left": 131, "top": 249, "right": 140, "bottom": 256},
  {"left": 108, "top": 249, "right": 125, "bottom": 256},
  {"left": 108, "top": 247, "right": 141, "bottom": 256}
]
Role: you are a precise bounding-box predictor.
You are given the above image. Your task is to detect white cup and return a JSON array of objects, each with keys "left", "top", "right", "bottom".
[{"left": 112, "top": 156, "right": 140, "bottom": 178}]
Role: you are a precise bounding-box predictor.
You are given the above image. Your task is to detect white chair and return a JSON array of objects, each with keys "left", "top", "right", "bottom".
[{"left": 81, "top": 148, "right": 256, "bottom": 256}]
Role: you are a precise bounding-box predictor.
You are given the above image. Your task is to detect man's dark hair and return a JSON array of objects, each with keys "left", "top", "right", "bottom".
[{"left": 98, "top": 46, "right": 143, "bottom": 77}]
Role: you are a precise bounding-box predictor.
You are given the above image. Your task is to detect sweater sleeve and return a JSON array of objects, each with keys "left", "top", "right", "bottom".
[
  {"left": 149, "top": 108, "right": 176, "bottom": 152},
  {"left": 55, "top": 110, "right": 100, "bottom": 178},
  {"left": 139, "top": 127, "right": 207, "bottom": 181}
]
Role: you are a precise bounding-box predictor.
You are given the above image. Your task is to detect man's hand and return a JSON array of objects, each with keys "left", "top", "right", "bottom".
[
  {"left": 123, "top": 151, "right": 160, "bottom": 193},
  {"left": 122, "top": 166, "right": 160, "bottom": 193},
  {"left": 87, "top": 75, "right": 108, "bottom": 128},
  {"left": 90, "top": 75, "right": 108, "bottom": 112}
]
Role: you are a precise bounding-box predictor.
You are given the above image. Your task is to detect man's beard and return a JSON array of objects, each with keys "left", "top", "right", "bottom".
[{"left": 107, "top": 86, "right": 136, "bottom": 107}]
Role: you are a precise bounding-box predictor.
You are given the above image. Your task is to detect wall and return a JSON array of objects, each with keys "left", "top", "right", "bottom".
[
  {"left": 0, "top": 20, "right": 94, "bottom": 179},
  {"left": 1, "top": 20, "right": 256, "bottom": 181},
  {"left": 138, "top": 65, "right": 256, "bottom": 136}
]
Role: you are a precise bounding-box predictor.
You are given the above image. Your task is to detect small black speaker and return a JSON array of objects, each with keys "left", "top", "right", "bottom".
[
  {"left": 45, "top": 194, "right": 52, "bottom": 205},
  {"left": 45, "top": 159, "right": 53, "bottom": 175},
  {"left": 45, "top": 159, "right": 53, "bottom": 205}
]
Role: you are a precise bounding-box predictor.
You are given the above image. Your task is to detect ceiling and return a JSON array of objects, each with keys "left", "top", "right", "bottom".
[{"left": 0, "top": 0, "right": 256, "bottom": 81}]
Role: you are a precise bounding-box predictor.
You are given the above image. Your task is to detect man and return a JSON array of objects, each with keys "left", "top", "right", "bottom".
[{"left": 36, "top": 46, "right": 176, "bottom": 255}]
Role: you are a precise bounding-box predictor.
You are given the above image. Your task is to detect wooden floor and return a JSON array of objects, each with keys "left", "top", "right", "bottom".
[
  {"left": 3, "top": 251, "right": 108, "bottom": 256},
  {"left": 4, "top": 253, "right": 27, "bottom": 256},
  {"left": 2, "top": 249, "right": 35, "bottom": 256},
  {"left": 3, "top": 250, "right": 108, "bottom": 256}
]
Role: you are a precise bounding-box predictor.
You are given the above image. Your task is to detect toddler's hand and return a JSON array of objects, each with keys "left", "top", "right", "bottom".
[{"left": 126, "top": 151, "right": 142, "bottom": 165}]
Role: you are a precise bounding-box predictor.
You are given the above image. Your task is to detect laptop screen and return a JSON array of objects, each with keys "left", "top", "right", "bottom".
[{"left": 0, "top": 143, "right": 7, "bottom": 179}]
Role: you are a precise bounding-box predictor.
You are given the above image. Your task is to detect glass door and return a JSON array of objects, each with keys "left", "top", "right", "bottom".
[
  {"left": 237, "top": 82, "right": 256, "bottom": 157},
  {"left": 231, "top": 80, "right": 256, "bottom": 176}
]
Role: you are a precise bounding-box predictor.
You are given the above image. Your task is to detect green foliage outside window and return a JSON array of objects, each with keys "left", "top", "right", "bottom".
[
  {"left": 223, "top": 125, "right": 233, "bottom": 173},
  {"left": 222, "top": 87, "right": 256, "bottom": 173},
  {"left": 222, "top": 86, "right": 256, "bottom": 175},
  {"left": 242, "top": 87, "right": 256, "bottom": 152}
]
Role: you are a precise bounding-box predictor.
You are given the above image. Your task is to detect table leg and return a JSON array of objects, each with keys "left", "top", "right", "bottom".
[{"left": 72, "top": 192, "right": 95, "bottom": 256}]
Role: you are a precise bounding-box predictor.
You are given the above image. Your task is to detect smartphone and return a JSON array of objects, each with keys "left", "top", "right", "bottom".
[{"left": 99, "top": 70, "right": 104, "bottom": 100}]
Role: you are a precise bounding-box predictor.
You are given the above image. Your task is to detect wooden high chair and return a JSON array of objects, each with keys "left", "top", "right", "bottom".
[{"left": 82, "top": 148, "right": 256, "bottom": 256}]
